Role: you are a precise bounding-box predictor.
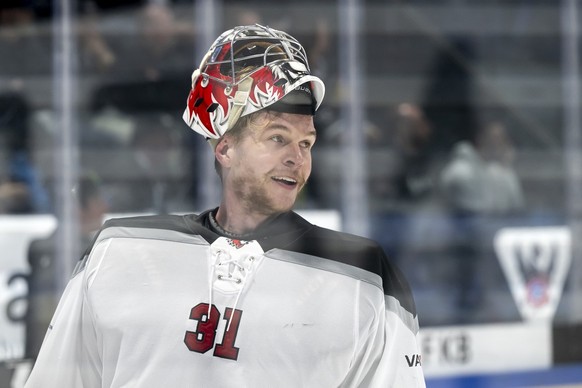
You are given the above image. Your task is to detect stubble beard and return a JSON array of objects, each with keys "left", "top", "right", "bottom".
[{"left": 232, "top": 172, "right": 306, "bottom": 216}]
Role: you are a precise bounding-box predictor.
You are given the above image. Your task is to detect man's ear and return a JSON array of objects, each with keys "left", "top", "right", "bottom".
[{"left": 214, "top": 136, "right": 232, "bottom": 169}]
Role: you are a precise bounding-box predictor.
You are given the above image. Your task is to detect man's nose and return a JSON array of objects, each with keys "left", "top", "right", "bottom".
[{"left": 284, "top": 143, "right": 304, "bottom": 167}]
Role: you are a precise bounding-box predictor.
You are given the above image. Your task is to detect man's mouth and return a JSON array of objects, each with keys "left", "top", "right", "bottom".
[{"left": 271, "top": 176, "right": 298, "bottom": 187}]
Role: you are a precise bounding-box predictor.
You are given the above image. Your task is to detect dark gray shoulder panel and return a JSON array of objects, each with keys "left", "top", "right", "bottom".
[{"left": 265, "top": 248, "right": 383, "bottom": 291}]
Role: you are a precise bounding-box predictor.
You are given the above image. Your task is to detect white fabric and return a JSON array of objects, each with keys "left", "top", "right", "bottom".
[{"left": 25, "top": 226, "right": 425, "bottom": 388}]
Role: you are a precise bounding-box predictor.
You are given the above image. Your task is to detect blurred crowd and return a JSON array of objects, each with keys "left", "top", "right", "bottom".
[{"left": 0, "top": 0, "right": 529, "bottom": 219}]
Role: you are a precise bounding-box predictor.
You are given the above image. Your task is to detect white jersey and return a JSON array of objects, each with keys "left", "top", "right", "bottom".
[{"left": 25, "top": 210, "right": 425, "bottom": 387}]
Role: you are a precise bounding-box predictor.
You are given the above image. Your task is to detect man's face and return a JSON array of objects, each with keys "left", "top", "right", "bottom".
[{"left": 223, "top": 112, "right": 316, "bottom": 216}]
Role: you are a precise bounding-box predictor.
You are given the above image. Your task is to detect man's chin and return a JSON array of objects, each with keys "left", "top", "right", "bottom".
[
  {"left": 246, "top": 186, "right": 300, "bottom": 215},
  {"left": 261, "top": 197, "right": 296, "bottom": 216},
  {"left": 269, "top": 202, "right": 295, "bottom": 214}
]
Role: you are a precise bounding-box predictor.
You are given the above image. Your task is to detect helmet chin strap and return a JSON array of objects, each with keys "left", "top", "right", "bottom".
[
  {"left": 226, "top": 76, "right": 254, "bottom": 131},
  {"left": 206, "top": 76, "right": 254, "bottom": 150}
]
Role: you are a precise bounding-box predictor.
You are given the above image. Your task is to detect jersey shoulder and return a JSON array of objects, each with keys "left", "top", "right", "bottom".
[
  {"left": 278, "top": 214, "right": 418, "bottom": 317},
  {"left": 101, "top": 214, "right": 193, "bottom": 233},
  {"left": 73, "top": 214, "right": 213, "bottom": 276}
]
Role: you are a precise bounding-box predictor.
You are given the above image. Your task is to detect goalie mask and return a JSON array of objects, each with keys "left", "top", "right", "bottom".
[{"left": 182, "top": 24, "right": 325, "bottom": 142}]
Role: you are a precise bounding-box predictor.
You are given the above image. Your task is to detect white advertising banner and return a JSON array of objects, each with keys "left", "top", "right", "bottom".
[
  {"left": 420, "top": 322, "right": 552, "bottom": 377},
  {"left": 0, "top": 216, "right": 56, "bottom": 361}
]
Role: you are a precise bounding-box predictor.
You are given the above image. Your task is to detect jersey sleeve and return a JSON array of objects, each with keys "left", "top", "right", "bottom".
[
  {"left": 24, "top": 254, "right": 102, "bottom": 388},
  {"left": 372, "top": 297, "right": 426, "bottom": 387},
  {"left": 339, "top": 241, "right": 426, "bottom": 388},
  {"left": 340, "top": 290, "right": 426, "bottom": 388}
]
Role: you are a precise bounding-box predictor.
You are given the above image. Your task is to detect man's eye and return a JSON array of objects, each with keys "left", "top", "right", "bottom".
[
  {"left": 271, "top": 135, "right": 284, "bottom": 143},
  {"left": 300, "top": 141, "right": 312, "bottom": 149}
]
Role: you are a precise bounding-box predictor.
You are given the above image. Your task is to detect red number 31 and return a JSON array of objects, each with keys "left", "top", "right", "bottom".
[{"left": 184, "top": 303, "right": 243, "bottom": 360}]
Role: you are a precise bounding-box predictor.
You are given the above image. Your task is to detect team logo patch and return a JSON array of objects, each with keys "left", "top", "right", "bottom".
[
  {"left": 494, "top": 227, "right": 571, "bottom": 321},
  {"left": 227, "top": 239, "right": 252, "bottom": 249}
]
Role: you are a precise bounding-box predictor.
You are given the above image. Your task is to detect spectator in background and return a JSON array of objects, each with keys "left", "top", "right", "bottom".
[
  {"left": 475, "top": 120, "right": 524, "bottom": 212},
  {"left": 439, "top": 120, "right": 524, "bottom": 215},
  {"left": 421, "top": 37, "right": 478, "bottom": 161},
  {"left": 137, "top": 3, "right": 180, "bottom": 81},
  {"left": 374, "top": 103, "right": 434, "bottom": 207},
  {"left": 0, "top": 180, "right": 30, "bottom": 213},
  {"left": 438, "top": 120, "right": 524, "bottom": 322},
  {"left": 25, "top": 173, "right": 109, "bottom": 362},
  {"left": 392, "top": 104, "right": 433, "bottom": 201},
  {"left": 0, "top": 1, "right": 51, "bottom": 89},
  {"left": 113, "top": 2, "right": 193, "bottom": 82},
  {"left": 85, "top": 2, "right": 195, "bottom": 115},
  {"left": 368, "top": 103, "right": 435, "bottom": 278},
  {"left": 78, "top": 1, "right": 117, "bottom": 74},
  {"left": 0, "top": 92, "right": 50, "bottom": 214}
]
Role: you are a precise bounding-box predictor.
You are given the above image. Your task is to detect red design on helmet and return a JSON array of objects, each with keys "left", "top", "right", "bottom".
[
  {"left": 182, "top": 24, "right": 325, "bottom": 141},
  {"left": 246, "top": 66, "right": 284, "bottom": 111}
]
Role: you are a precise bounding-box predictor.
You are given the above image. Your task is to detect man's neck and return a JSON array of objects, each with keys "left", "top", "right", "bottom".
[
  {"left": 215, "top": 203, "right": 267, "bottom": 234},
  {"left": 214, "top": 203, "right": 277, "bottom": 236}
]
